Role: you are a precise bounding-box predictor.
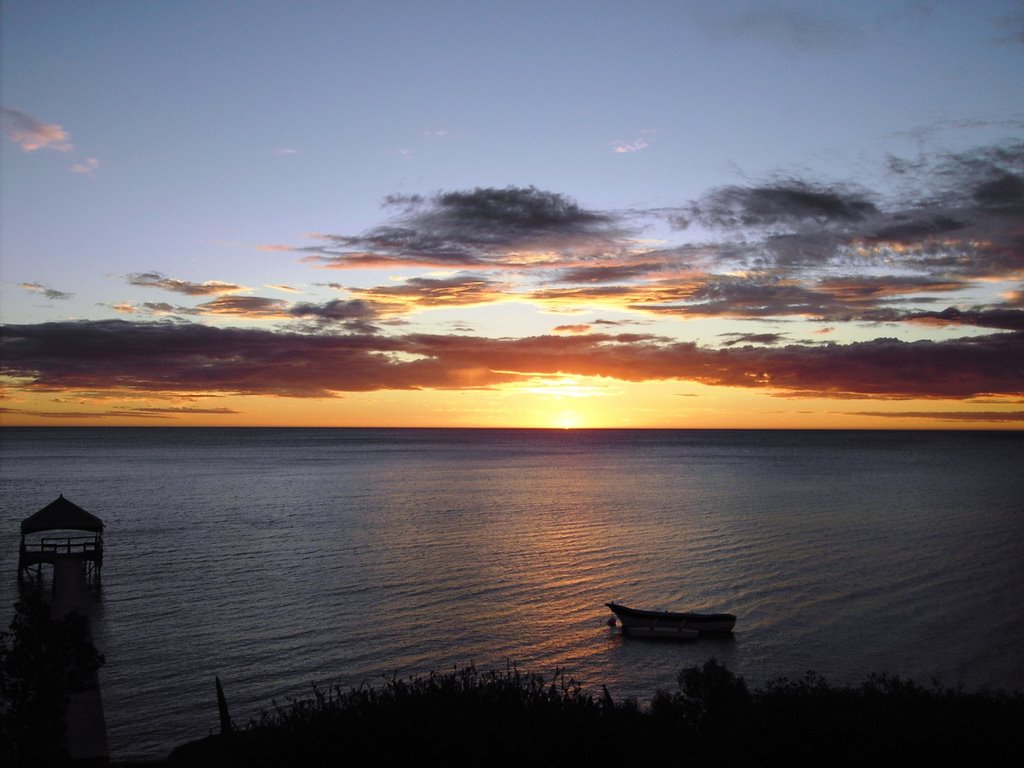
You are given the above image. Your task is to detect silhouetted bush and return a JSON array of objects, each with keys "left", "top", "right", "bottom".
[
  {"left": 168, "top": 658, "right": 1024, "bottom": 767},
  {"left": 0, "top": 594, "right": 105, "bottom": 765}
]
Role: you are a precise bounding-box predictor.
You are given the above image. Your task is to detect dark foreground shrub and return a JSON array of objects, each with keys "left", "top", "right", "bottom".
[
  {"left": 169, "top": 659, "right": 1024, "bottom": 767},
  {"left": 172, "top": 665, "right": 627, "bottom": 766}
]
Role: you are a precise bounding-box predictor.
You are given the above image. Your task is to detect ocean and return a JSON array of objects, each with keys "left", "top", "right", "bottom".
[{"left": 1, "top": 428, "right": 1022, "bottom": 760}]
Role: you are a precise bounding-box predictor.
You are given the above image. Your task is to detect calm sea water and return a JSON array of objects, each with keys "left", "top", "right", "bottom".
[{"left": 1, "top": 428, "right": 1022, "bottom": 759}]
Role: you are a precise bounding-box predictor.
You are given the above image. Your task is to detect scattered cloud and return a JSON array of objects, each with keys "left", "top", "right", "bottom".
[
  {"left": 655, "top": 142, "right": 1024, "bottom": 281},
  {"left": 720, "top": 332, "right": 787, "bottom": 347},
  {"left": 0, "top": 407, "right": 95, "bottom": 420},
  {"left": 114, "top": 292, "right": 382, "bottom": 330},
  {"left": 674, "top": 181, "right": 878, "bottom": 230},
  {"left": 271, "top": 142, "right": 1022, "bottom": 331},
  {"left": 110, "top": 301, "right": 196, "bottom": 316},
  {"left": 612, "top": 129, "right": 655, "bottom": 154},
  {"left": 349, "top": 275, "right": 509, "bottom": 313},
  {"left": 275, "top": 148, "right": 299, "bottom": 156},
  {"left": 298, "top": 185, "right": 628, "bottom": 270},
  {"left": 903, "top": 307, "right": 1024, "bottom": 332},
  {"left": 850, "top": 410, "right": 1024, "bottom": 423},
  {"left": 550, "top": 262, "right": 666, "bottom": 284},
  {"left": 591, "top": 318, "right": 646, "bottom": 327},
  {"left": 19, "top": 282, "right": 74, "bottom": 300},
  {"left": 126, "top": 272, "right": 245, "bottom": 296},
  {"left": 0, "top": 404, "right": 239, "bottom": 420},
  {"left": 612, "top": 140, "right": 648, "bottom": 154},
  {"left": 112, "top": 405, "right": 239, "bottom": 417},
  {"left": 814, "top": 276, "right": 968, "bottom": 301},
  {"left": 288, "top": 298, "right": 379, "bottom": 333},
  {"left": 193, "top": 296, "right": 292, "bottom": 318},
  {"left": 552, "top": 324, "right": 592, "bottom": 334},
  {"left": 71, "top": 157, "right": 100, "bottom": 175},
  {"left": 1, "top": 108, "right": 73, "bottom": 152}
]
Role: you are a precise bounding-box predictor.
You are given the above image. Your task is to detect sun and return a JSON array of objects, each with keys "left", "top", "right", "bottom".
[
  {"left": 552, "top": 410, "right": 583, "bottom": 429},
  {"left": 496, "top": 374, "right": 616, "bottom": 428}
]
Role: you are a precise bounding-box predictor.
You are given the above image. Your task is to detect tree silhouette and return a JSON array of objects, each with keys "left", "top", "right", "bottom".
[{"left": 0, "top": 594, "right": 104, "bottom": 765}]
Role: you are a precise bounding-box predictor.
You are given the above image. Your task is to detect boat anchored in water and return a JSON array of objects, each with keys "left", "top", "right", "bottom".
[{"left": 605, "top": 601, "right": 737, "bottom": 638}]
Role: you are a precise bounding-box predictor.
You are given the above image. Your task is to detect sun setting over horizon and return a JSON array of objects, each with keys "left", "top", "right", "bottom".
[
  {"left": 2, "top": 1, "right": 1022, "bottom": 430},
  {"left": 5, "top": 10, "right": 1023, "bottom": 764}
]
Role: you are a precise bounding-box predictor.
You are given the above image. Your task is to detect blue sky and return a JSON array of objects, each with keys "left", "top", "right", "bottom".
[{"left": 2, "top": 1, "right": 1022, "bottom": 427}]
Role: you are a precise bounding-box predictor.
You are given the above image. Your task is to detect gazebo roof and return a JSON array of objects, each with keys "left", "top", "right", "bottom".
[{"left": 21, "top": 494, "right": 104, "bottom": 535}]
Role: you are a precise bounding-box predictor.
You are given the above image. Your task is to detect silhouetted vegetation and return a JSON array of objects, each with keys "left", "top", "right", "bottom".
[
  {"left": 169, "top": 659, "right": 1024, "bottom": 766},
  {"left": 0, "top": 594, "right": 105, "bottom": 765}
]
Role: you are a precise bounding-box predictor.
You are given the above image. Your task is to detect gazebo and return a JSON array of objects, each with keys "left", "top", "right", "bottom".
[{"left": 18, "top": 494, "right": 104, "bottom": 581}]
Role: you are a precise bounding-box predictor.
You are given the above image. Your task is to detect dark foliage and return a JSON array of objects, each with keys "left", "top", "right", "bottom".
[
  {"left": 168, "top": 659, "right": 1024, "bottom": 767},
  {"left": 0, "top": 595, "right": 105, "bottom": 766}
]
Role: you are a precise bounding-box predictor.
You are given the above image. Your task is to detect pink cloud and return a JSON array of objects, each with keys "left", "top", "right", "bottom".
[{"left": 1, "top": 108, "right": 73, "bottom": 152}]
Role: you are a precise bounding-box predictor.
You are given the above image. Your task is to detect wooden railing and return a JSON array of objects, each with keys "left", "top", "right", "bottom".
[
  {"left": 19, "top": 534, "right": 104, "bottom": 579},
  {"left": 25, "top": 535, "right": 102, "bottom": 555}
]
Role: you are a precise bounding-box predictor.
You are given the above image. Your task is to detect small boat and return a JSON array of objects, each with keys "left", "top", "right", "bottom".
[{"left": 606, "top": 602, "right": 736, "bottom": 636}]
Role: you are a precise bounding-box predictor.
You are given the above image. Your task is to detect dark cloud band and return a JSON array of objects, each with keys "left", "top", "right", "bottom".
[{"left": 3, "top": 320, "right": 1021, "bottom": 401}]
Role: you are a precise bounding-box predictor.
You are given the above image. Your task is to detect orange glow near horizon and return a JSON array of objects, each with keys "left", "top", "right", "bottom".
[{"left": 2, "top": 377, "right": 1022, "bottom": 430}]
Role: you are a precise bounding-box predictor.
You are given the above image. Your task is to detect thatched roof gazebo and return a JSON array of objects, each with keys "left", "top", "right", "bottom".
[{"left": 18, "top": 494, "right": 104, "bottom": 580}]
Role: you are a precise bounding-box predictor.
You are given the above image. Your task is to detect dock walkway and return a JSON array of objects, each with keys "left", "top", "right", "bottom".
[{"left": 53, "top": 554, "right": 110, "bottom": 764}]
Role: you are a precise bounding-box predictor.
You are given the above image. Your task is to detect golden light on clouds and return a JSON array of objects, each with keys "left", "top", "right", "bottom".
[
  {"left": 4, "top": 159, "right": 1024, "bottom": 429},
  {"left": 510, "top": 375, "right": 613, "bottom": 399}
]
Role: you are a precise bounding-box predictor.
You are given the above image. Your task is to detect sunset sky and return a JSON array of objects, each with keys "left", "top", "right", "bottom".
[{"left": 2, "top": 0, "right": 1022, "bottom": 428}]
